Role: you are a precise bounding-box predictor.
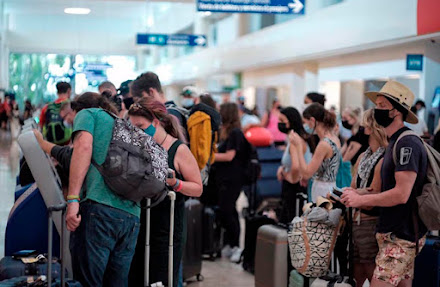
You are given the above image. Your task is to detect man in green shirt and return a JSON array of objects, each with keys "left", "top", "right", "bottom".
[{"left": 66, "top": 92, "right": 140, "bottom": 287}]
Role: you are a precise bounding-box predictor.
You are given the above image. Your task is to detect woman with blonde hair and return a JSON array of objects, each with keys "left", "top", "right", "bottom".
[
  {"left": 343, "top": 108, "right": 388, "bottom": 287},
  {"left": 341, "top": 106, "right": 369, "bottom": 166}
]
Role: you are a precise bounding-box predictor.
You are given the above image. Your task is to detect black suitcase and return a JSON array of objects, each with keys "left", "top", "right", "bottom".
[
  {"left": 182, "top": 199, "right": 204, "bottom": 282},
  {"left": 413, "top": 235, "right": 440, "bottom": 287},
  {"left": 202, "top": 206, "right": 222, "bottom": 260},
  {"left": 242, "top": 215, "right": 276, "bottom": 273}
]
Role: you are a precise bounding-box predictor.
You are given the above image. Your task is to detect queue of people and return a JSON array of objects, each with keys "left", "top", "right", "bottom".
[{"left": 6, "top": 74, "right": 438, "bottom": 287}]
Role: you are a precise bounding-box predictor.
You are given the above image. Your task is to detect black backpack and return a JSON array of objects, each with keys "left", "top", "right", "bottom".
[
  {"left": 91, "top": 111, "right": 169, "bottom": 204},
  {"left": 242, "top": 140, "right": 261, "bottom": 186}
]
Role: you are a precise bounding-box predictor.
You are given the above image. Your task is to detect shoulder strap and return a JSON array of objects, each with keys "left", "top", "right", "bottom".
[
  {"left": 168, "top": 140, "right": 183, "bottom": 170},
  {"left": 392, "top": 130, "right": 420, "bottom": 165}
]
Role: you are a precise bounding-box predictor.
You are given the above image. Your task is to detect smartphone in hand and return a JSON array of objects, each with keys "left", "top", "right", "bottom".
[{"left": 329, "top": 187, "right": 344, "bottom": 202}]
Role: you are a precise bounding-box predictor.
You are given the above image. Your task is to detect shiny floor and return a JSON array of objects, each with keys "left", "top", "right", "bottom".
[{"left": 0, "top": 128, "right": 254, "bottom": 286}]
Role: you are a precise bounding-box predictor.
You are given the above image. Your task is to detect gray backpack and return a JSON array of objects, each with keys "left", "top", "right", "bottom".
[
  {"left": 393, "top": 130, "right": 440, "bottom": 230},
  {"left": 92, "top": 111, "right": 169, "bottom": 204}
]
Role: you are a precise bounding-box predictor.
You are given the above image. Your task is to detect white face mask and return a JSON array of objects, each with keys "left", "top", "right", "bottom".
[
  {"left": 181, "top": 98, "right": 194, "bottom": 108},
  {"left": 63, "top": 120, "right": 72, "bottom": 128}
]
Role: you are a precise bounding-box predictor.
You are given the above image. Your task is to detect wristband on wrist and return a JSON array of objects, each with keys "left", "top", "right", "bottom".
[
  {"left": 67, "top": 195, "right": 80, "bottom": 200},
  {"left": 174, "top": 180, "right": 183, "bottom": 192},
  {"left": 67, "top": 199, "right": 80, "bottom": 204},
  {"left": 173, "top": 179, "right": 180, "bottom": 188}
]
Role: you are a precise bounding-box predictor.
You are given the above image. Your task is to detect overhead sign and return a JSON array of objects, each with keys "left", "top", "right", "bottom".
[
  {"left": 136, "top": 34, "right": 207, "bottom": 47},
  {"left": 406, "top": 54, "right": 423, "bottom": 71},
  {"left": 197, "top": 0, "right": 304, "bottom": 14}
]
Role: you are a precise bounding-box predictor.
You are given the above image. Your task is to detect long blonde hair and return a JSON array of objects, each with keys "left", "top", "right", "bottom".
[{"left": 362, "top": 109, "right": 388, "bottom": 147}]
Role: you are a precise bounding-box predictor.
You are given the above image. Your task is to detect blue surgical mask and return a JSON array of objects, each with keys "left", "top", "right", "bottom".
[
  {"left": 181, "top": 98, "right": 194, "bottom": 108},
  {"left": 144, "top": 124, "right": 156, "bottom": 137},
  {"left": 303, "top": 123, "right": 313, "bottom": 135}
]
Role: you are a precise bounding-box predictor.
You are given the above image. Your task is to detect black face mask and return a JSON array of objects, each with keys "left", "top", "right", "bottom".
[
  {"left": 341, "top": 120, "right": 353, "bottom": 130},
  {"left": 374, "top": 108, "right": 395, "bottom": 128},
  {"left": 278, "top": 122, "right": 290, "bottom": 134}
]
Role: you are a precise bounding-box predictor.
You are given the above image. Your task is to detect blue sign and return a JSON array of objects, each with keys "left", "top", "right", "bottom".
[
  {"left": 197, "top": 0, "right": 304, "bottom": 14},
  {"left": 137, "top": 34, "right": 207, "bottom": 47},
  {"left": 406, "top": 54, "right": 424, "bottom": 71}
]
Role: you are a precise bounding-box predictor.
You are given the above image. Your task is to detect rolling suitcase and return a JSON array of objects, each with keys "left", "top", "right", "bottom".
[
  {"left": 5, "top": 184, "right": 61, "bottom": 258},
  {"left": 182, "top": 199, "right": 203, "bottom": 282},
  {"left": 202, "top": 206, "right": 222, "bottom": 260},
  {"left": 254, "top": 224, "right": 289, "bottom": 287},
  {"left": 242, "top": 215, "right": 276, "bottom": 273},
  {"left": 256, "top": 146, "right": 283, "bottom": 200},
  {"left": 413, "top": 235, "right": 440, "bottom": 287},
  {"left": 143, "top": 193, "right": 177, "bottom": 287},
  {"left": 0, "top": 202, "right": 79, "bottom": 286}
]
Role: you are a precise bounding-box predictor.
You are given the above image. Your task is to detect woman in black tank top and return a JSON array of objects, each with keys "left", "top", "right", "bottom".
[
  {"left": 345, "top": 109, "right": 388, "bottom": 287},
  {"left": 127, "top": 98, "right": 202, "bottom": 287}
]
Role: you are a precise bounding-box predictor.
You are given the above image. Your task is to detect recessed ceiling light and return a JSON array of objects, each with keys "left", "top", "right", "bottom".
[{"left": 64, "top": 8, "right": 91, "bottom": 15}]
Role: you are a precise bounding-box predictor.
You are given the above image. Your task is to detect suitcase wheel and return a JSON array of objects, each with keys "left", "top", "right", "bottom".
[{"left": 196, "top": 274, "right": 204, "bottom": 282}]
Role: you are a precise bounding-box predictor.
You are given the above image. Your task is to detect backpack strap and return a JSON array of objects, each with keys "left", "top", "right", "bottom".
[{"left": 392, "top": 130, "right": 427, "bottom": 254}]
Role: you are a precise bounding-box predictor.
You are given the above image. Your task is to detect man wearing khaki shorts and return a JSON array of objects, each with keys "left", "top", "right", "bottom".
[{"left": 342, "top": 81, "right": 428, "bottom": 287}]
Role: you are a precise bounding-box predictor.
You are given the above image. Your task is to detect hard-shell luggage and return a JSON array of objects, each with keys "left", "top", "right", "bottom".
[
  {"left": 254, "top": 224, "right": 289, "bottom": 287},
  {"left": 0, "top": 202, "right": 75, "bottom": 286},
  {"left": 256, "top": 146, "right": 283, "bottom": 200},
  {"left": 413, "top": 236, "right": 440, "bottom": 287},
  {"left": 182, "top": 199, "right": 203, "bottom": 282},
  {"left": 244, "top": 127, "right": 274, "bottom": 147},
  {"left": 5, "top": 184, "right": 61, "bottom": 258},
  {"left": 202, "top": 206, "right": 222, "bottom": 260},
  {"left": 242, "top": 215, "right": 276, "bottom": 273}
]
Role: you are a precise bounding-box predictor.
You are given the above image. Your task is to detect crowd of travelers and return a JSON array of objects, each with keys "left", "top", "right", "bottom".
[{"left": 3, "top": 73, "right": 439, "bottom": 287}]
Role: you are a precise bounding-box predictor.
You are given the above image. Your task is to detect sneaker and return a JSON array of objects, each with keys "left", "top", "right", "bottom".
[
  {"left": 229, "top": 246, "right": 243, "bottom": 263},
  {"left": 221, "top": 245, "right": 233, "bottom": 258}
]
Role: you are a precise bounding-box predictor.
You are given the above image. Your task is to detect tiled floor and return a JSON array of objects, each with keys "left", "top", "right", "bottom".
[{"left": 185, "top": 259, "right": 254, "bottom": 287}]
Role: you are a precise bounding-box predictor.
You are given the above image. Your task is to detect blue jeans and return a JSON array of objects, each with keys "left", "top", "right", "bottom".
[{"left": 70, "top": 201, "right": 140, "bottom": 287}]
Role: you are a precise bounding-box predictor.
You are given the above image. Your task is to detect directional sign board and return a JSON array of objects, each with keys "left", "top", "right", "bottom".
[
  {"left": 137, "top": 34, "right": 207, "bottom": 47},
  {"left": 197, "top": 0, "right": 304, "bottom": 14}
]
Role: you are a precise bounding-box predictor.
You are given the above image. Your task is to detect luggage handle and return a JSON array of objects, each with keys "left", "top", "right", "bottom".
[
  {"left": 144, "top": 192, "right": 176, "bottom": 287},
  {"left": 47, "top": 203, "right": 67, "bottom": 287}
]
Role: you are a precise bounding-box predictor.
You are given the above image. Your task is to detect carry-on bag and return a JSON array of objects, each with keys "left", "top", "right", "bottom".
[
  {"left": 0, "top": 202, "right": 79, "bottom": 286},
  {"left": 182, "top": 199, "right": 203, "bottom": 282},
  {"left": 310, "top": 207, "right": 355, "bottom": 287},
  {"left": 242, "top": 215, "right": 276, "bottom": 273},
  {"left": 202, "top": 206, "right": 222, "bottom": 260},
  {"left": 254, "top": 224, "right": 289, "bottom": 287},
  {"left": 144, "top": 193, "right": 177, "bottom": 287},
  {"left": 413, "top": 235, "right": 440, "bottom": 287},
  {"left": 256, "top": 146, "right": 283, "bottom": 200}
]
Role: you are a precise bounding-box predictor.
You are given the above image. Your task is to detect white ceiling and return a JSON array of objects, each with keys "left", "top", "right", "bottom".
[
  {"left": 3, "top": 0, "right": 197, "bottom": 55},
  {"left": 3, "top": 0, "right": 192, "bottom": 18}
]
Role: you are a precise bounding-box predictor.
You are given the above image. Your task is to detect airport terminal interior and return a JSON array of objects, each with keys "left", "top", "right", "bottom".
[{"left": 0, "top": 0, "right": 440, "bottom": 286}]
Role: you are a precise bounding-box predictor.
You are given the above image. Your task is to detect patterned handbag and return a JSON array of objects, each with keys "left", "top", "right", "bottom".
[{"left": 288, "top": 217, "right": 340, "bottom": 278}]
